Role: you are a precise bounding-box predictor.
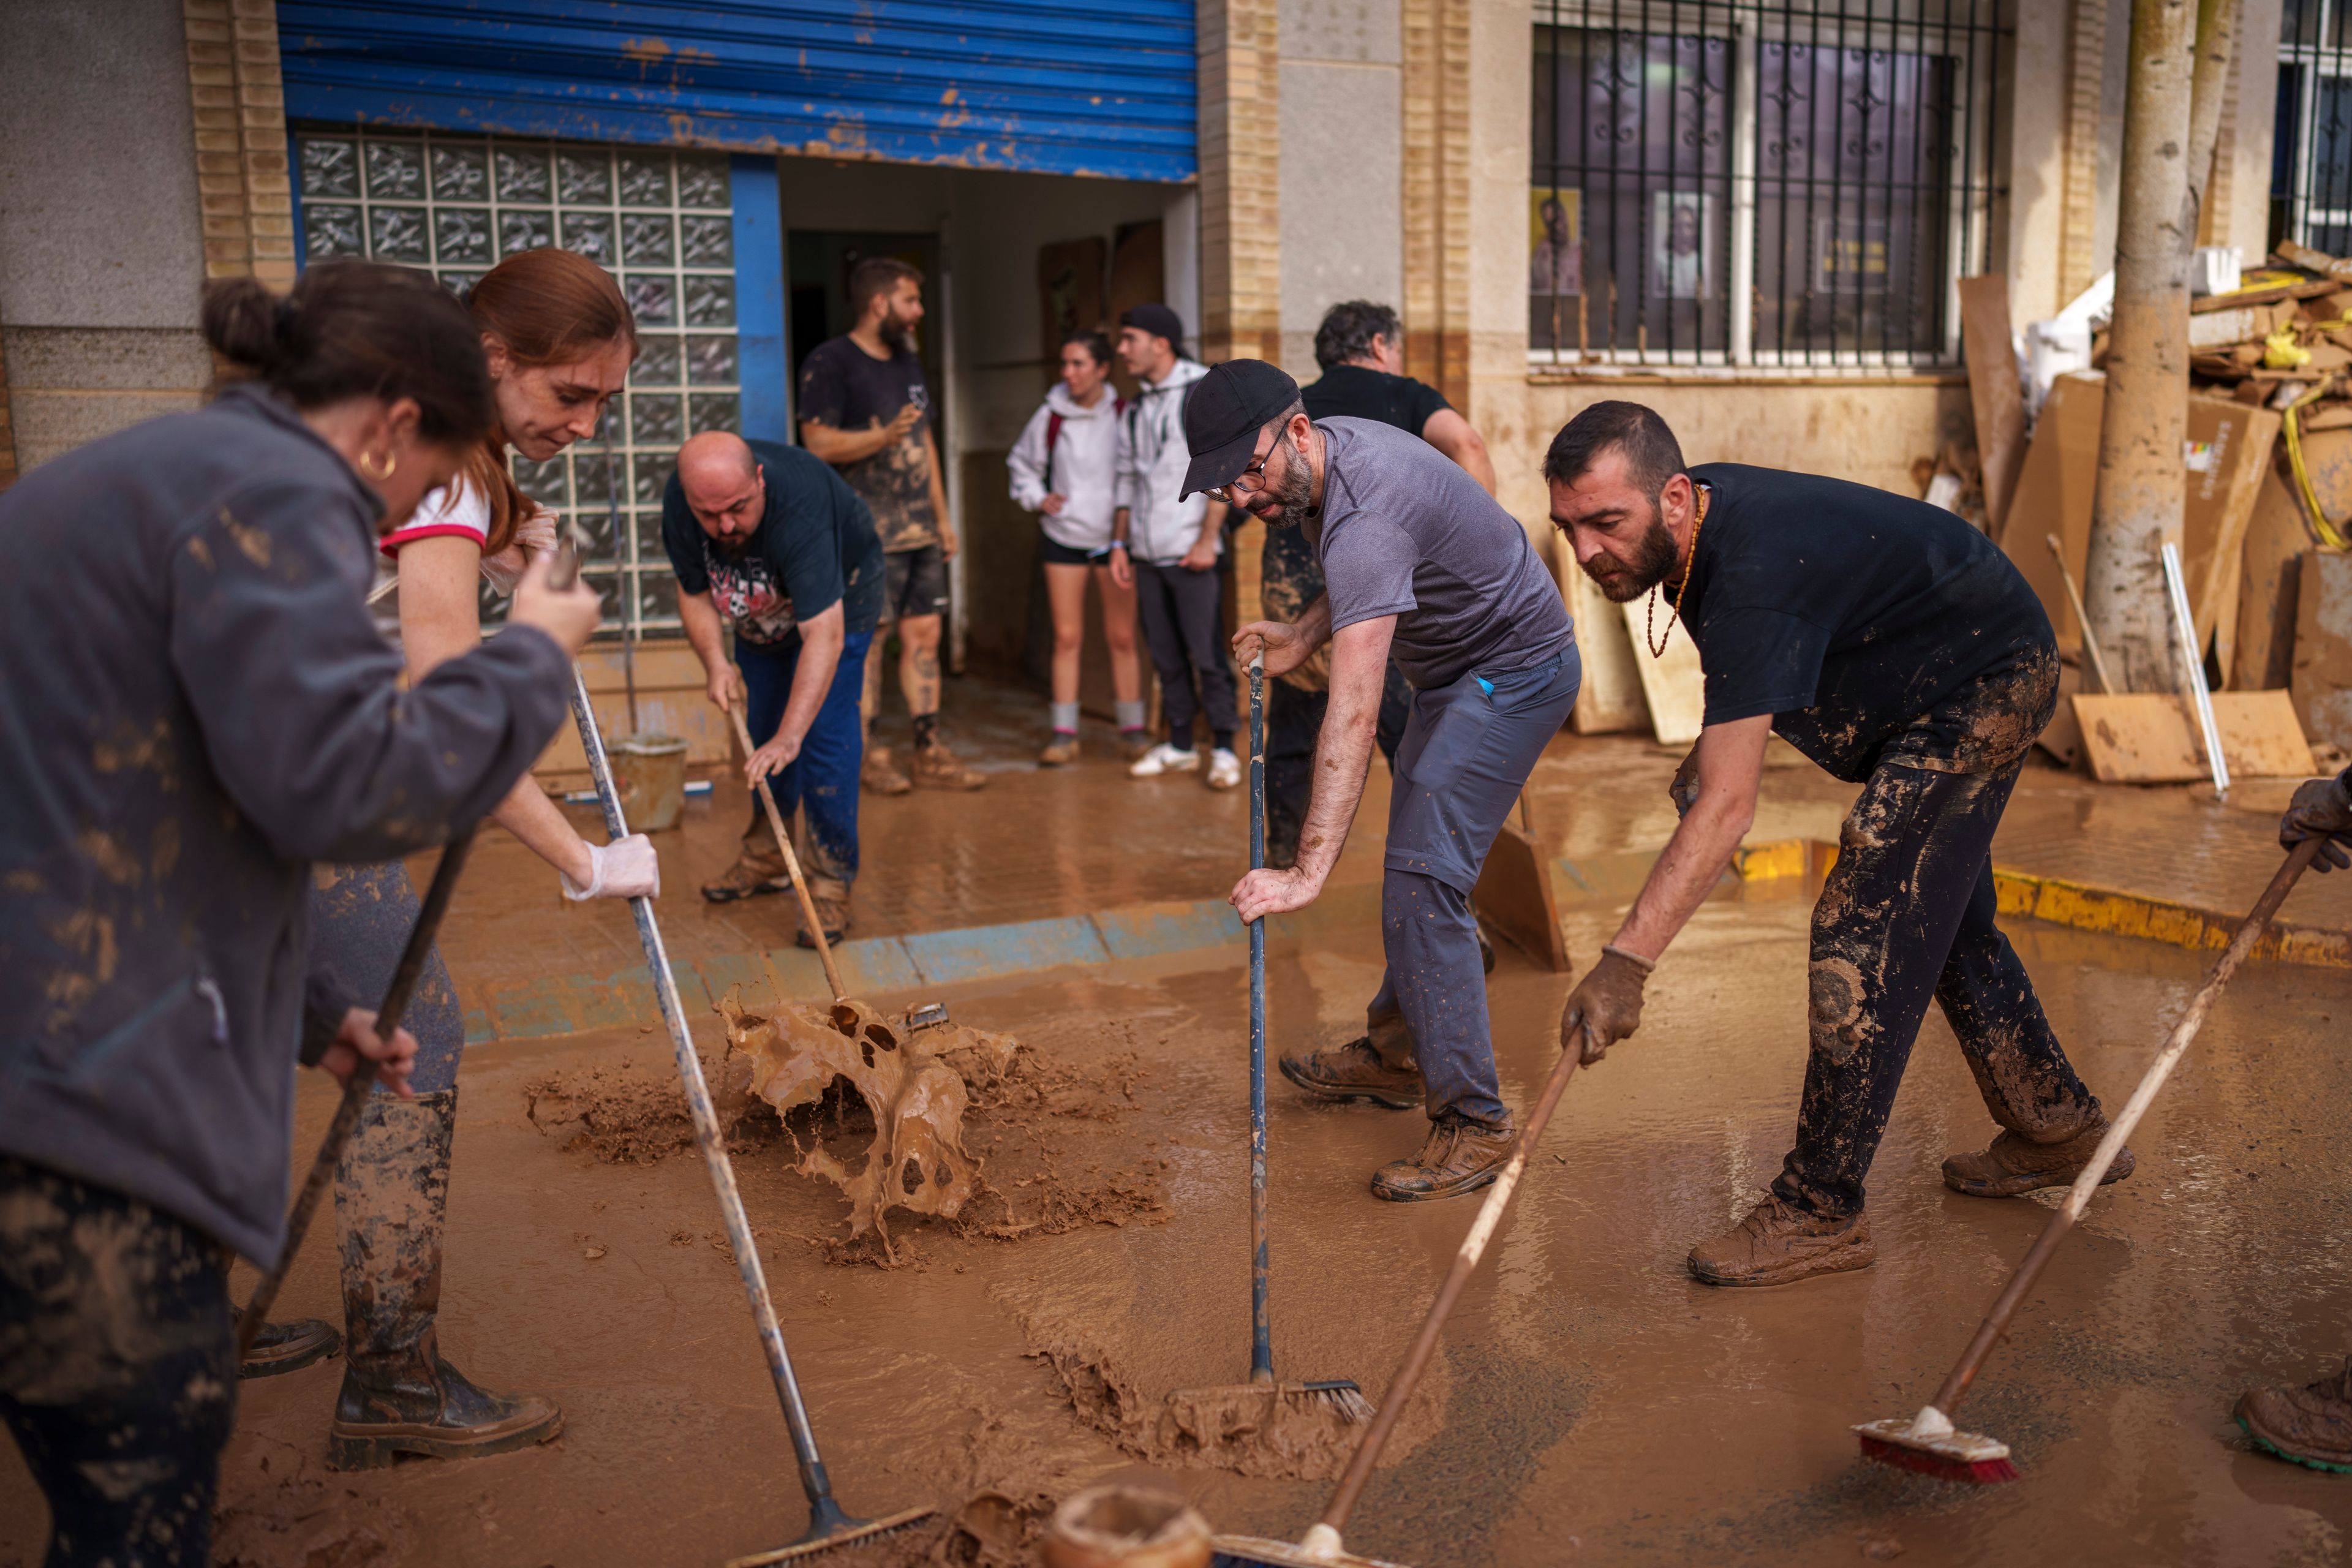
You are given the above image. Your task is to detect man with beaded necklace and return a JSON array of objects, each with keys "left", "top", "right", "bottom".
[{"left": 1544, "top": 400, "right": 2130, "bottom": 1289}]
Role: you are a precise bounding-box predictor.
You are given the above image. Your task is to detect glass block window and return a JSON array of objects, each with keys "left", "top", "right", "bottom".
[{"left": 295, "top": 127, "right": 740, "bottom": 639}]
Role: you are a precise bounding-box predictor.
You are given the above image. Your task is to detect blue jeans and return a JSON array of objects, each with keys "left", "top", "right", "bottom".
[
  {"left": 1369, "top": 645, "right": 1581, "bottom": 1127},
  {"left": 739, "top": 628, "right": 870, "bottom": 886}
]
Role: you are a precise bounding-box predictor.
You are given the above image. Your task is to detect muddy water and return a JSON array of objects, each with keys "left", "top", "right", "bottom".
[{"left": 4, "top": 907, "right": 2351, "bottom": 1567}]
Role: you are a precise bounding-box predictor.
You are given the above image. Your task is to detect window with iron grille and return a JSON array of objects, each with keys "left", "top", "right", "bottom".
[
  {"left": 293, "top": 127, "right": 741, "bottom": 640},
  {"left": 2276, "top": 0, "right": 2352, "bottom": 258},
  {"left": 1530, "top": 1, "right": 2007, "bottom": 370}
]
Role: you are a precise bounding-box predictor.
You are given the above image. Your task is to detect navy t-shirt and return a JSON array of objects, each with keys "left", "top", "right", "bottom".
[
  {"left": 660, "top": 440, "right": 884, "bottom": 646},
  {"left": 1677, "top": 463, "right": 2054, "bottom": 782}
]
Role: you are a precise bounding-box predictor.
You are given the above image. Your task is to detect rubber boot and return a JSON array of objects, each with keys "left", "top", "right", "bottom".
[
  {"left": 326, "top": 1088, "right": 562, "bottom": 1470},
  {"left": 239, "top": 1317, "right": 340, "bottom": 1379}
]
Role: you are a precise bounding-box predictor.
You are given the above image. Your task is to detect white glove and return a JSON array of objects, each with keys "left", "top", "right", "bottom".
[
  {"left": 560, "top": 834, "right": 660, "bottom": 901},
  {"left": 479, "top": 509, "right": 560, "bottom": 597}
]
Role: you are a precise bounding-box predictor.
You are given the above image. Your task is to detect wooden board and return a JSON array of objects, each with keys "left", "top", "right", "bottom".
[
  {"left": 1474, "top": 810, "right": 1572, "bottom": 973},
  {"left": 2292, "top": 548, "right": 2352, "bottom": 750},
  {"left": 1565, "top": 567, "right": 1649, "bottom": 734},
  {"left": 2231, "top": 464, "right": 2315, "bottom": 692},
  {"left": 2213, "top": 690, "right": 2318, "bottom": 777},
  {"left": 1959, "top": 274, "right": 2028, "bottom": 537},
  {"left": 1619, "top": 598, "right": 1705, "bottom": 745},
  {"left": 2072, "top": 691, "right": 2313, "bottom": 782},
  {"left": 2189, "top": 405, "right": 2281, "bottom": 654},
  {"left": 533, "top": 642, "right": 729, "bottom": 790}
]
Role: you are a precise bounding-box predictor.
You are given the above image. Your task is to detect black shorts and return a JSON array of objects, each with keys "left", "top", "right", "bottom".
[
  {"left": 881, "top": 543, "right": 949, "bottom": 624},
  {"left": 1039, "top": 537, "right": 1114, "bottom": 567}
]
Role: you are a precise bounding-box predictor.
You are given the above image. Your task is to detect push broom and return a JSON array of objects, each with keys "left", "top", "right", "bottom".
[
  {"left": 1856, "top": 835, "right": 2323, "bottom": 1483},
  {"left": 1167, "top": 656, "right": 1373, "bottom": 1433}
]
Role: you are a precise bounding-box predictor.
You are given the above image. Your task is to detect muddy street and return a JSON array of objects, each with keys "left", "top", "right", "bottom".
[{"left": 7, "top": 897, "right": 2347, "bottom": 1567}]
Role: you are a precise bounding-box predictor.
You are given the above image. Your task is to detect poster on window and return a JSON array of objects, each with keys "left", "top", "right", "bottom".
[
  {"left": 1528, "top": 189, "right": 1582, "bottom": 296},
  {"left": 1812, "top": 215, "right": 1893, "bottom": 293},
  {"left": 1649, "top": 191, "right": 1713, "bottom": 301}
]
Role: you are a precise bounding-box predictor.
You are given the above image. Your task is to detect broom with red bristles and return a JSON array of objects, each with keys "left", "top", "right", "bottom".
[{"left": 1856, "top": 837, "right": 2321, "bottom": 1483}]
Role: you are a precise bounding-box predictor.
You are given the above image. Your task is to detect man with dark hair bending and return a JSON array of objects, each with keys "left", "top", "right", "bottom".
[{"left": 1546, "top": 400, "right": 2128, "bottom": 1287}]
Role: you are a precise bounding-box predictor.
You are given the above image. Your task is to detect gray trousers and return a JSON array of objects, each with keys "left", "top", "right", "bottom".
[{"left": 1368, "top": 644, "right": 1580, "bottom": 1126}]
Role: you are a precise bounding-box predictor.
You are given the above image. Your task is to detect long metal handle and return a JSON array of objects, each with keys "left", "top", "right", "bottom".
[
  {"left": 1926, "top": 837, "right": 2318, "bottom": 1419},
  {"left": 1248, "top": 655, "right": 1272, "bottom": 1385},
  {"left": 729, "top": 702, "right": 847, "bottom": 1002},
  {"left": 570, "top": 668, "right": 845, "bottom": 1515},
  {"left": 2162, "top": 539, "right": 2230, "bottom": 799},
  {"left": 238, "top": 827, "right": 478, "bottom": 1357}
]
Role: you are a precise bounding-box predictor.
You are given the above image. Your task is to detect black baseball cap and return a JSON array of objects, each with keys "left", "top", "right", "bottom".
[
  {"left": 1121, "top": 303, "right": 1186, "bottom": 355},
  {"left": 1180, "top": 359, "right": 1302, "bottom": 500}
]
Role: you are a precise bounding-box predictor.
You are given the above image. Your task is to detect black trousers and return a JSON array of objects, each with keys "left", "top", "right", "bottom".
[
  {"left": 1132, "top": 558, "right": 1237, "bottom": 750},
  {"left": 1774, "top": 655, "right": 2098, "bottom": 1217},
  {"left": 0, "top": 1156, "right": 235, "bottom": 1568},
  {"left": 1264, "top": 665, "right": 1412, "bottom": 870}
]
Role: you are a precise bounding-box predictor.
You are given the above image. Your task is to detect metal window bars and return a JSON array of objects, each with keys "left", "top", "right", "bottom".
[
  {"left": 1529, "top": 0, "right": 2008, "bottom": 372},
  {"left": 2277, "top": 0, "right": 2352, "bottom": 259},
  {"left": 293, "top": 126, "right": 742, "bottom": 641}
]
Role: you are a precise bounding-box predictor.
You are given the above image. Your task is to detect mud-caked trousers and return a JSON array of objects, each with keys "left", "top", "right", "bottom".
[
  {"left": 0, "top": 1155, "right": 236, "bottom": 1568},
  {"left": 1366, "top": 646, "right": 1581, "bottom": 1128},
  {"left": 1772, "top": 654, "right": 2101, "bottom": 1219}
]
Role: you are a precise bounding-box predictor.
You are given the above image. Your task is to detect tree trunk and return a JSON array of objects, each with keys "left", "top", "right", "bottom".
[
  {"left": 2084, "top": 0, "right": 2199, "bottom": 693},
  {"left": 2181, "top": 0, "right": 2241, "bottom": 237}
]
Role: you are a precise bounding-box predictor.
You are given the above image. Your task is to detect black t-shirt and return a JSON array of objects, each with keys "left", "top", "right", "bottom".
[
  {"left": 661, "top": 440, "right": 884, "bottom": 647},
  {"left": 795, "top": 336, "right": 940, "bottom": 552},
  {"left": 1300, "top": 363, "right": 1451, "bottom": 434},
  {"left": 1678, "top": 463, "right": 2054, "bottom": 782}
]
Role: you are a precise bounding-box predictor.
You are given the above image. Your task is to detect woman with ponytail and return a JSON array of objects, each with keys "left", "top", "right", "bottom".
[
  {"left": 0, "top": 261, "right": 603, "bottom": 1567},
  {"left": 248, "top": 249, "right": 645, "bottom": 1473}
]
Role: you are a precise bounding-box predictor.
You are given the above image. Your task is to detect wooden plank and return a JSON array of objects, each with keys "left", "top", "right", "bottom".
[
  {"left": 2211, "top": 690, "right": 2318, "bottom": 777},
  {"left": 2075, "top": 691, "right": 2315, "bottom": 781},
  {"left": 2292, "top": 549, "right": 2352, "bottom": 750},
  {"left": 1999, "top": 372, "right": 2104, "bottom": 651},
  {"left": 2232, "top": 463, "right": 2315, "bottom": 691},
  {"left": 1565, "top": 567, "right": 1649, "bottom": 734},
  {"left": 2190, "top": 402, "right": 2280, "bottom": 655},
  {"left": 1474, "top": 811, "right": 1573, "bottom": 974},
  {"left": 1959, "top": 274, "right": 2028, "bottom": 537},
  {"left": 1619, "top": 598, "right": 1705, "bottom": 745}
]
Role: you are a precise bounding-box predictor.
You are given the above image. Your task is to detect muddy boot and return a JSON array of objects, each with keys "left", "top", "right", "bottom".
[
  {"left": 239, "top": 1317, "right": 340, "bottom": 1379},
  {"left": 1279, "top": 1038, "right": 1423, "bottom": 1110},
  {"left": 2237, "top": 1358, "right": 2352, "bottom": 1472},
  {"left": 1369, "top": 1114, "right": 1517, "bottom": 1202},
  {"left": 1686, "top": 1194, "right": 1875, "bottom": 1287},
  {"left": 700, "top": 839, "right": 789, "bottom": 904},
  {"left": 910, "top": 736, "right": 986, "bottom": 791},
  {"left": 863, "top": 744, "right": 913, "bottom": 796},
  {"left": 796, "top": 875, "right": 850, "bottom": 950},
  {"left": 327, "top": 1090, "right": 562, "bottom": 1471},
  {"left": 1940, "top": 1112, "right": 2135, "bottom": 1199},
  {"left": 1039, "top": 733, "right": 1080, "bottom": 767}
]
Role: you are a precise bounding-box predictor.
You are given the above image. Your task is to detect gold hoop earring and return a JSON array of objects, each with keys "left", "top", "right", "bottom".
[{"left": 358, "top": 449, "right": 397, "bottom": 481}]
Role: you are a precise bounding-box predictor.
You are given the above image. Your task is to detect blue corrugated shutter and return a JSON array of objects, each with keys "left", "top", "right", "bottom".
[{"left": 279, "top": 1, "right": 1197, "bottom": 184}]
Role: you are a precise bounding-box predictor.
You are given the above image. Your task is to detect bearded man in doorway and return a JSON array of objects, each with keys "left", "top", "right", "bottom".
[
  {"left": 1545, "top": 399, "right": 2128, "bottom": 1288},
  {"left": 798, "top": 255, "right": 984, "bottom": 794}
]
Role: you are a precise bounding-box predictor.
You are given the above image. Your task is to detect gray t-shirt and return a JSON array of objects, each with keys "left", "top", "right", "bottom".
[{"left": 1310, "top": 417, "right": 1574, "bottom": 689}]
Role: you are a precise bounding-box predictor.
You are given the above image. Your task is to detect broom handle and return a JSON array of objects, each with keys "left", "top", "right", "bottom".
[
  {"left": 1248, "top": 657, "right": 1273, "bottom": 1385},
  {"left": 729, "top": 701, "right": 846, "bottom": 1002},
  {"left": 1929, "top": 837, "right": 2319, "bottom": 1418},
  {"left": 236, "top": 828, "right": 477, "bottom": 1358},
  {"left": 1318, "top": 1046, "right": 1581, "bottom": 1536}
]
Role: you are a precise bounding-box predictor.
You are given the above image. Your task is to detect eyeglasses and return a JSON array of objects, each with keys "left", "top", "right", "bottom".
[{"left": 1208, "top": 442, "right": 1276, "bottom": 503}]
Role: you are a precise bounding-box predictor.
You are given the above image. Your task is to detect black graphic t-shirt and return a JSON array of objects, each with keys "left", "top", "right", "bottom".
[
  {"left": 796, "top": 336, "right": 940, "bottom": 553},
  {"left": 660, "top": 440, "right": 884, "bottom": 647},
  {"left": 1676, "top": 463, "right": 2054, "bottom": 782}
]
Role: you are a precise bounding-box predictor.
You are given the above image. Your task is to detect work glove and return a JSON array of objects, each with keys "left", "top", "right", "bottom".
[
  {"left": 2280, "top": 768, "right": 2352, "bottom": 873},
  {"left": 560, "top": 834, "right": 660, "bottom": 901},
  {"left": 1668, "top": 745, "right": 1701, "bottom": 818},
  {"left": 1559, "top": 944, "right": 1654, "bottom": 1064},
  {"left": 478, "top": 510, "right": 560, "bottom": 597}
]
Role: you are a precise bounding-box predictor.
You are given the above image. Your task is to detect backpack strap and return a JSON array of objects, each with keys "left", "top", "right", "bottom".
[{"left": 1044, "top": 410, "right": 1064, "bottom": 492}]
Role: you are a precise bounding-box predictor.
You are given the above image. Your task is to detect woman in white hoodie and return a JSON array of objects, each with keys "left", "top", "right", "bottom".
[{"left": 1007, "top": 331, "right": 1147, "bottom": 764}]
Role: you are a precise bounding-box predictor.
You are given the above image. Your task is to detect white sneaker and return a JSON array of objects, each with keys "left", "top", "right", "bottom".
[
  {"left": 1129, "top": 743, "right": 1200, "bottom": 778},
  {"left": 1205, "top": 748, "right": 1243, "bottom": 790}
]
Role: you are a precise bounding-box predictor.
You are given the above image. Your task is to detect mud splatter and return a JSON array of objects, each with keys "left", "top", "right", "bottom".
[{"left": 524, "top": 1057, "right": 704, "bottom": 1163}]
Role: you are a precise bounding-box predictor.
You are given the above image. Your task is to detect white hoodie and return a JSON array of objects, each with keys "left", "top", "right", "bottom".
[
  {"left": 1114, "top": 356, "right": 1215, "bottom": 565},
  {"left": 1006, "top": 381, "right": 1123, "bottom": 552}
]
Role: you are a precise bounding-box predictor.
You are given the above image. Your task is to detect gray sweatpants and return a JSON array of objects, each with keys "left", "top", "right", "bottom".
[{"left": 1366, "top": 645, "right": 1580, "bottom": 1126}]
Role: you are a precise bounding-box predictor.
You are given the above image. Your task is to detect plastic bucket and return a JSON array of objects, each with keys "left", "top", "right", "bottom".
[
  {"left": 609, "top": 733, "right": 689, "bottom": 832},
  {"left": 1040, "top": 1485, "right": 1211, "bottom": 1568}
]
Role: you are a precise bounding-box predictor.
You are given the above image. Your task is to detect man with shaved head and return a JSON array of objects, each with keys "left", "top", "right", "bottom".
[{"left": 662, "top": 431, "right": 884, "bottom": 944}]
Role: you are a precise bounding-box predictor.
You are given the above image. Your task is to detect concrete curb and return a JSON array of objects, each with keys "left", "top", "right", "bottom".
[{"left": 458, "top": 838, "right": 2349, "bottom": 1044}]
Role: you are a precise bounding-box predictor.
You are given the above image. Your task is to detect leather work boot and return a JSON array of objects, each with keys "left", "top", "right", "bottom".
[
  {"left": 863, "top": 744, "right": 913, "bottom": 796},
  {"left": 910, "top": 736, "right": 986, "bottom": 791},
  {"left": 1279, "top": 1038, "right": 1423, "bottom": 1110},
  {"left": 1039, "top": 733, "right": 1080, "bottom": 767},
  {"left": 239, "top": 1317, "right": 340, "bottom": 1379},
  {"left": 1369, "top": 1114, "right": 1517, "bottom": 1202},
  {"left": 699, "top": 841, "right": 788, "bottom": 904},
  {"left": 327, "top": 1090, "right": 561, "bottom": 1471},
  {"left": 2237, "top": 1357, "right": 2352, "bottom": 1472},
  {"left": 1687, "top": 1194, "right": 1877, "bottom": 1287},
  {"left": 797, "top": 875, "right": 850, "bottom": 950},
  {"left": 1941, "top": 1113, "right": 2135, "bottom": 1199}
]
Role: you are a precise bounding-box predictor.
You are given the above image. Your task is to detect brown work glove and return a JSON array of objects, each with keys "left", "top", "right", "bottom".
[
  {"left": 2280, "top": 768, "right": 2352, "bottom": 873},
  {"left": 1559, "top": 945, "right": 1654, "bottom": 1065},
  {"left": 1668, "top": 746, "right": 1700, "bottom": 818}
]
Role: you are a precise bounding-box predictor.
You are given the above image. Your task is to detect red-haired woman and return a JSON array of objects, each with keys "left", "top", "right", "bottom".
[{"left": 247, "top": 250, "right": 647, "bottom": 1471}]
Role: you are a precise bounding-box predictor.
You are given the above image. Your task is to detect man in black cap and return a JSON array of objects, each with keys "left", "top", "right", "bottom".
[{"left": 1211, "top": 360, "right": 1581, "bottom": 1201}]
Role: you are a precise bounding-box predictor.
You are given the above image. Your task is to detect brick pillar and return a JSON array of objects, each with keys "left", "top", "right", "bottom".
[
  {"left": 1402, "top": 0, "right": 1472, "bottom": 409},
  {"left": 1197, "top": 0, "right": 1282, "bottom": 368},
  {"left": 2057, "top": 0, "right": 2108, "bottom": 306},
  {"left": 0, "top": 334, "right": 16, "bottom": 494},
  {"left": 184, "top": 0, "right": 294, "bottom": 289}
]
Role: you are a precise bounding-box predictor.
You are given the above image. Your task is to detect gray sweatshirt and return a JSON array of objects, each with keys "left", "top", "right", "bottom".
[{"left": 0, "top": 385, "right": 573, "bottom": 1264}]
